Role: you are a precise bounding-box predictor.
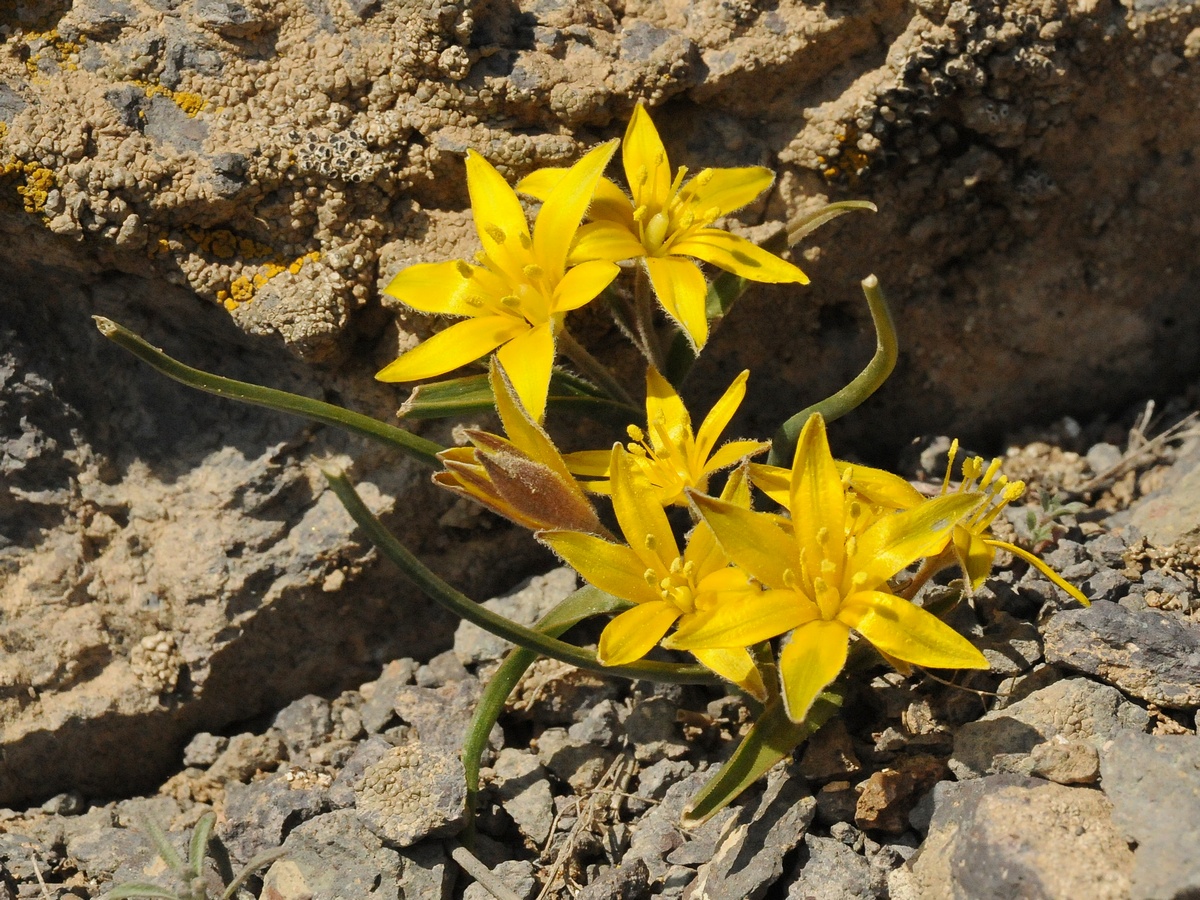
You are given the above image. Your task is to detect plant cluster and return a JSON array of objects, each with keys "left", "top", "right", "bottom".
[{"left": 96, "top": 103, "right": 1087, "bottom": 846}]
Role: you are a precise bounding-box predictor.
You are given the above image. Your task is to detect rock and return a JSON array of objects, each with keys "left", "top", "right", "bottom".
[
  {"left": 623, "top": 770, "right": 713, "bottom": 883},
  {"left": 359, "top": 659, "right": 417, "bottom": 735},
  {"left": 272, "top": 695, "right": 334, "bottom": 755},
  {"left": 950, "top": 677, "right": 1149, "bottom": 779},
  {"left": 453, "top": 568, "right": 579, "bottom": 667},
  {"left": 1044, "top": 603, "right": 1200, "bottom": 708},
  {"left": 354, "top": 741, "right": 467, "bottom": 847},
  {"left": 206, "top": 732, "right": 287, "bottom": 783},
  {"left": 577, "top": 857, "right": 651, "bottom": 900},
  {"left": 686, "top": 768, "right": 817, "bottom": 900},
  {"left": 625, "top": 696, "right": 689, "bottom": 763},
  {"left": 261, "top": 809, "right": 404, "bottom": 900},
  {"left": 462, "top": 859, "right": 536, "bottom": 900},
  {"left": 1100, "top": 731, "right": 1200, "bottom": 900},
  {"left": 889, "top": 776, "right": 1133, "bottom": 900},
  {"left": 1026, "top": 737, "right": 1101, "bottom": 784},
  {"left": 390, "top": 678, "right": 495, "bottom": 754},
  {"left": 535, "top": 728, "right": 617, "bottom": 793},
  {"left": 815, "top": 781, "right": 858, "bottom": 826},
  {"left": 785, "top": 834, "right": 885, "bottom": 899},
  {"left": 1129, "top": 451, "right": 1200, "bottom": 546},
  {"left": 490, "top": 748, "right": 555, "bottom": 847},
  {"left": 219, "top": 775, "right": 329, "bottom": 867},
  {"left": 798, "top": 719, "right": 863, "bottom": 782},
  {"left": 854, "top": 756, "right": 946, "bottom": 835},
  {"left": 415, "top": 649, "right": 471, "bottom": 688},
  {"left": 568, "top": 699, "right": 624, "bottom": 747},
  {"left": 328, "top": 734, "right": 392, "bottom": 809},
  {"left": 182, "top": 733, "right": 228, "bottom": 768}
]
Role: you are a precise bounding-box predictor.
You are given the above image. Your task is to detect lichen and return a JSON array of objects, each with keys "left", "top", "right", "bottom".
[
  {"left": 219, "top": 250, "right": 322, "bottom": 311},
  {"left": 133, "top": 80, "right": 209, "bottom": 118}
]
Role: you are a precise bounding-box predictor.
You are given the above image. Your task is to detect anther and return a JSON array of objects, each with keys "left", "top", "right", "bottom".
[
  {"left": 627, "top": 424, "right": 646, "bottom": 442},
  {"left": 523, "top": 264, "right": 544, "bottom": 280},
  {"left": 455, "top": 260, "right": 473, "bottom": 279},
  {"left": 645, "top": 534, "right": 658, "bottom": 552},
  {"left": 485, "top": 224, "right": 506, "bottom": 244}
]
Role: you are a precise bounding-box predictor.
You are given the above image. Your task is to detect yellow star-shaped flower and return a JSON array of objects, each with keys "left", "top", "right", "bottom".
[
  {"left": 520, "top": 104, "right": 808, "bottom": 349},
  {"left": 669, "top": 413, "right": 989, "bottom": 723},
  {"left": 376, "top": 140, "right": 620, "bottom": 421},
  {"left": 564, "top": 366, "right": 769, "bottom": 507}
]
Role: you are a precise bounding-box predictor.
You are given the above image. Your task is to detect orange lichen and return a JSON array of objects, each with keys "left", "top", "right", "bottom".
[
  {"left": 219, "top": 251, "right": 322, "bottom": 311},
  {"left": 1, "top": 156, "right": 58, "bottom": 214},
  {"left": 817, "top": 126, "right": 873, "bottom": 184}
]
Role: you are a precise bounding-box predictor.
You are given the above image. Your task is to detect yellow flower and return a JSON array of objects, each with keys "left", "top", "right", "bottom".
[
  {"left": 541, "top": 446, "right": 766, "bottom": 698},
  {"left": 376, "top": 140, "right": 621, "bottom": 422},
  {"left": 434, "top": 359, "right": 611, "bottom": 537},
  {"left": 750, "top": 443, "right": 1088, "bottom": 605},
  {"left": 519, "top": 104, "right": 808, "bottom": 349},
  {"left": 564, "top": 366, "right": 769, "bottom": 507},
  {"left": 668, "top": 413, "right": 988, "bottom": 724}
]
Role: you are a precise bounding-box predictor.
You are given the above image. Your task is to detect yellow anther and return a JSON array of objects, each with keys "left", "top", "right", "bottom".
[
  {"left": 941, "top": 439, "right": 960, "bottom": 494},
  {"left": 693, "top": 169, "right": 714, "bottom": 187},
  {"left": 635, "top": 165, "right": 649, "bottom": 187},
  {"left": 979, "top": 457, "right": 1004, "bottom": 490},
  {"left": 782, "top": 568, "right": 798, "bottom": 590},
  {"left": 682, "top": 560, "right": 695, "bottom": 579},
  {"left": 644, "top": 569, "right": 658, "bottom": 587},
  {"left": 500, "top": 295, "right": 521, "bottom": 308},
  {"left": 842, "top": 466, "right": 855, "bottom": 487},
  {"left": 851, "top": 571, "right": 867, "bottom": 588},
  {"left": 846, "top": 535, "right": 858, "bottom": 557},
  {"left": 522, "top": 263, "right": 544, "bottom": 280},
  {"left": 627, "top": 424, "right": 646, "bottom": 442},
  {"left": 455, "top": 260, "right": 473, "bottom": 279},
  {"left": 645, "top": 534, "right": 658, "bottom": 552},
  {"left": 632, "top": 204, "right": 648, "bottom": 223},
  {"left": 816, "top": 526, "right": 829, "bottom": 545},
  {"left": 464, "top": 297, "right": 484, "bottom": 308},
  {"left": 1003, "top": 481, "right": 1026, "bottom": 502},
  {"left": 473, "top": 250, "right": 488, "bottom": 264},
  {"left": 518, "top": 232, "right": 531, "bottom": 249},
  {"left": 485, "top": 224, "right": 506, "bottom": 244},
  {"left": 626, "top": 444, "right": 649, "bottom": 458},
  {"left": 701, "top": 205, "right": 721, "bottom": 224},
  {"left": 669, "top": 557, "right": 684, "bottom": 575}
]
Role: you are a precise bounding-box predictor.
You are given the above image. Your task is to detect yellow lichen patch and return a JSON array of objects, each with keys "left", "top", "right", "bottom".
[
  {"left": 219, "top": 251, "right": 322, "bottom": 311},
  {"left": 817, "top": 126, "right": 874, "bottom": 185},
  {"left": 19, "top": 29, "right": 86, "bottom": 77},
  {"left": 133, "top": 81, "right": 208, "bottom": 118},
  {"left": 1, "top": 156, "right": 58, "bottom": 214},
  {"left": 186, "top": 227, "right": 275, "bottom": 260}
]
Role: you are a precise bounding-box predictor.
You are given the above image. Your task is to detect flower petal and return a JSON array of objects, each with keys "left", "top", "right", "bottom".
[
  {"left": 552, "top": 259, "right": 621, "bottom": 313},
  {"left": 533, "top": 140, "right": 619, "bottom": 278},
  {"left": 570, "top": 221, "right": 647, "bottom": 264},
  {"left": 691, "top": 647, "right": 766, "bottom": 700},
  {"left": 644, "top": 255, "right": 709, "bottom": 348},
  {"left": 778, "top": 620, "right": 851, "bottom": 723},
  {"left": 789, "top": 414, "right": 846, "bottom": 587},
  {"left": 598, "top": 601, "right": 681, "bottom": 666},
  {"left": 540, "top": 531, "right": 659, "bottom": 606},
  {"left": 985, "top": 539, "right": 1089, "bottom": 606},
  {"left": 689, "top": 492, "right": 796, "bottom": 588},
  {"left": 375, "top": 316, "right": 524, "bottom": 382},
  {"left": 680, "top": 166, "right": 774, "bottom": 216},
  {"left": 703, "top": 440, "right": 771, "bottom": 477},
  {"left": 623, "top": 103, "right": 671, "bottom": 210},
  {"left": 838, "top": 591, "right": 989, "bottom": 669},
  {"left": 645, "top": 365, "right": 691, "bottom": 451},
  {"left": 611, "top": 444, "right": 678, "bottom": 571},
  {"left": 495, "top": 321, "right": 556, "bottom": 422},
  {"left": 466, "top": 150, "right": 533, "bottom": 285},
  {"left": 850, "top": 492, "right": 979, "bottom": 592},
  {"left": 666, "top": 588, "right": 814, "bottom": 650},
  {"left": 749, "top": 462, "right": 791, "bottom": 507},
  {"left": 838, "top": 462, "right": 925, "bottom": 510},
  {"left": 672, "top": 229, "right": 809, "bottom": 284},
  {"left": 562, "top": 449, "right": 613, "bottom": 478},
  {"left": 693, "top": 370, "right": 749, "bottom": 463},
  {"left": 383, "top": 260, "right": 476, "bottom": 316},
  {"left": 519, "top": 172, "right": 635, "bottom": 229},
  {"left": 955, "top": 526, "right": 996, "bottom": 590}
]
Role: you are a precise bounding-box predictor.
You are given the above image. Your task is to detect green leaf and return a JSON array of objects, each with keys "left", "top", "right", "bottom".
[
  {"left": 140, "top": 817, "right": 186, "bottom": 875},
  {"left": 682, "top": 689, "right": 843, "bottom": 827},
  {"left": 705, "top": 269, "right": 750, "bottom": 320},
  {"left": 787, "top": 200, "right": 877, "bottom": 246},
  {"left": 399, "top": 369, "right": 637, "bottom": 423},
  {"left": 221, "top": 847, "right": 288, "bottom": 900},
  {"left": 187, "top": 812, "right": 215, "bottom": 877},
  {"left": 104, "top": 884, "right": 183, "bottom": 900}
]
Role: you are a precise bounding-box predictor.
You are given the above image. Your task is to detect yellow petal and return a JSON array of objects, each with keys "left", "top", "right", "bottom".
[
  {"left": 552, "top": 259, "right": 621, "bottom": 313},
  {"left": 679, "top": 166, "right": 774, "bottom": 216},
  {"left": 375, "top": 316, "right": 525, "bottom": 382},
  {"left": 672, "top": 229, "right": 809, "bottom": 284},
  {"left": 383, "top": 260, "right": 475, "bottom": 316},
  {"left": 489, "top": 359, "right": 564, "bottom": 478},
  {"left": 644, "top": 255, "right": 709, "bottom": 348},
  {"left": 666, "top": 588, "right": 813, "bottom": 650},
  {"left": 533, "top": 140, "right": 619, "bottom": 278},
  {"left": 838, "top": 591, "right": 989, "bottom": 669},
  {"left": 985, "top": 539, "right": 1090, "bottom": 606},
  {"left": 540, "top": 531, "right": 659, "bottom": 606},
  {"left": 837, "top": 461, "right": 925, "bottom": 510},
  {"left": 495, "top": 321, "right": 555, "bottom": 423},
  {"left": 850, "top": 492, "right": 978, "bottom": 592},
  {"left": 562, "top": 449, "right": 613, "bottom": 478},
  {"left": 611, "top": 444, "right": 678, "bottom": 571},
  {"left": 466, "top": 150, "right": 532, "bottom": 285},
  {"left": 693, "top": 370, "right": 749, "bottom": 463},
  {"left": 645, "top": 365, "right": 692, "bottom": 451},
  {"left": 689, "top": 492, "right": 795, "bottom": 588},
  {"left": 522, "top": 171, "right": 636, "bottom": 230},
  {"left": 691, "top": 647, "right": 766, "bottom": 701},
  {"left": 598, "top": 601, "right": 681, "bottom": 666},
  {"left": 623, "top": 103, "right": 671, "bottom": 210},
  {"left": 703, "top": 440, "right": 770, "bottom": 477},
  {"left": 515, "top": 167, "right": 567, "bottom": 201},
  {"left": 955, "top": 526, "right": 996, "bottom": 590},
  {"left": 570, "top": 220, "right": 647, "bottom": 264},
  {"left": 778, "top": 620, "right": 851, "bottom": 723},
  {"left": 749, "top": 462, "right": 791, "bottom": 507},
  {"left": 789, "top": 414, "right": 845, "bottom": 583}
]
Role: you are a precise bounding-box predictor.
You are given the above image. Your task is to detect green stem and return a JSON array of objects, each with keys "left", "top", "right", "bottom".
[
  {"left": 322, "top": 467, "right": 720, "bottom": 685},
  {"left": 94, "top": 317, "right": 445, "bottom": 469},
  {"left": 557, "top": 327, "right": 637, "bottom": 408},
  {"left": 768, "top": 275, "right": 898, "bottom": 466},
  {"left": 632, "top": 266, "right": 667, "bottom": 371},
  {"left": 461, "top": 585, "right": 625, "bottom": 846}
]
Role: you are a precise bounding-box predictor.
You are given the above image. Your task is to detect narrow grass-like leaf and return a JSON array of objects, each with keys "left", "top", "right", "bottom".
[
  {"left": 399, "top": 369, "right": 637, "bottom": 422},
  {"left": 787, "top": 200, "right": 877, "bottom": 246},
  {"left": 103, "top": 884, "right": 182, "bottom": 900},
  {"left": 187, "top": 812, "right": 215, "bottom": 878},
  {"left": 220, "top": 847, "right": 288, "bottom": 900},
  {"left": 93, "top": 317, "right": 444, "bottom": 469}
]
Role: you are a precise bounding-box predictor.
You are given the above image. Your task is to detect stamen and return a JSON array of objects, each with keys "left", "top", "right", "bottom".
[
  {"left": 464, "top": 297, "right": 483, "bottom": 308},
  {"left": 632, "top": 205, "right": 648, "bottom": 223},
  {"left": 627, "top": 424, "right": 646, "bottom": 442},
  {"left": 635, "top": 165, "right": 649, "bottom": 188},
  {"left": 500, "top": 295, "right": 520, "bottom": 308},
  {"left": 518, "top": 232, "right": 531, "bottom": 249},
  {"left": 941, "top": 439, "right": 959, "bottom": 495},
  {"left": 645, "top": 534, "right": 658, "bottom": 552},
  {"left": 816, "top": 526, "right": 829, "bottom": 545},
  {"left": 782, "top": 568, "right": 798, "bottom": 590},
  {"left": 523, "top": 264, "right": 544, "bottom": 280},
  {"left": 692, "top": 169, "right": 714, "bottom": 188},
  {"left": 851, "top": 571, "right": 867, "bottom": 589},
  {"left": 668, "top": 165, "right": 688, "bottom": 199},
  {"left": 485, "top": 224, "right": 506, "bottom": 244},
  {"left": 669, "top": 557, "right": 683, "bottom": 575},
  {"left": 644, "top": 569, "right": 657, "bottom": 587},
  {"left": 979, "top": 457, "right": 1004, "bottom": 491},
  {"left": 455, "top": 260, "right": 473, "bottom": 279}
]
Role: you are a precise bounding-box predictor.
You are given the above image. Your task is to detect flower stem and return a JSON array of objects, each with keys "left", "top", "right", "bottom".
[
  {"left": 557, "top": 327, "right": 637, "bottom": 408},
  {"left": 93, "top": 316, "right": 445, "bottom": 469},
  {"left": 768, "top": 275, "right": 898, "bottom": 466},
  {"left": 633, "top": 265, "right": 668, "bottom": 371},
  {"left": 323, "top": 466, "right": 720, "bottom": 685}
]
